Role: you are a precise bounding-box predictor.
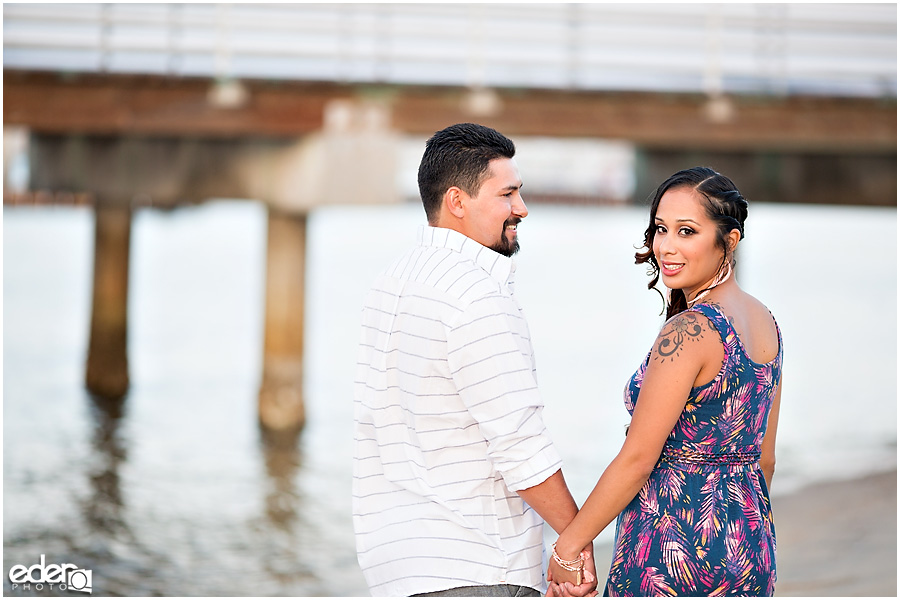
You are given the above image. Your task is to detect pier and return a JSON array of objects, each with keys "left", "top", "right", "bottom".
[{"left": 3, "top": 3, "right": 895, "bottom": 432}]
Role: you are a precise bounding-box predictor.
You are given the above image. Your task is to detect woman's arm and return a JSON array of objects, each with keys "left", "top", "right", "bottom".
[
  {"left": 759, "top": 374, "right": 783, "bottom": 488},
  {"left": 550, "top": 312, "right": 723, "bottom": 573}
]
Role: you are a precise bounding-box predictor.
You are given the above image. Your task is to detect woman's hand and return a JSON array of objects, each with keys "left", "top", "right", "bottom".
[
  {"left": 547, "top": 554, "right": 580, "bottom": 587},
  {"left": 547, "top": 542, "right": 597, "bottom": 596}
]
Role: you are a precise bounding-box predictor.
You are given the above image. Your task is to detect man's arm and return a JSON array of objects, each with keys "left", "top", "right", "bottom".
[
  {"left": 445, "top": 297, "right": 596, "bottom": 591},
  {"left": 516, "top": 469, "right": 577, "bottom": 534}
]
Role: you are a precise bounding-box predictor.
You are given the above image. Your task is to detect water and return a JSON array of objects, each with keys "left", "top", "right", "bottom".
[{"left": 4, "top": 201, "right": 896, "bottom": 596}]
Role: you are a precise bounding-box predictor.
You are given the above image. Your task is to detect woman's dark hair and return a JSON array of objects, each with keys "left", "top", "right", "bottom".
[
  {"left": 417, "top": 123, "right": 516, "bottom": 224},
  {"left": 636, "top": 166, "right": 749, "bottom": 320}
]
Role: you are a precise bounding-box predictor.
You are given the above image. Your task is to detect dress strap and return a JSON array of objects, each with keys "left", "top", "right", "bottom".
[
  {"left": 690, "top": 302, "right": 783, "bottom": 369},
  {"left": 771, "top": 311, "right": 784, "bottom": 362}
]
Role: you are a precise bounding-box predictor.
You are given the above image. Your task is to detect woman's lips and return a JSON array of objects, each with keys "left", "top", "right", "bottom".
[{"left": 661, "top": 262, "right": 684, "bottom": 276}]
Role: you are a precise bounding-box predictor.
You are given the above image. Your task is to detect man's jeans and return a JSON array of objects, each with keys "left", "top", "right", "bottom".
[{"left": 412, "top": 584, "right": 541, "bottom": 597}]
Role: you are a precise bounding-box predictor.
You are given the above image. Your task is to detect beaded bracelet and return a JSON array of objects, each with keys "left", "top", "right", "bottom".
[{"left": 551, "top": 543, "right": 584, "bottom": 585}]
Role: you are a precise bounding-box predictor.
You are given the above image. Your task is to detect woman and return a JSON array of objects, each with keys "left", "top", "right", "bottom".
[{"left": 547, "top": 167, "right": 783, "bottom": 597}]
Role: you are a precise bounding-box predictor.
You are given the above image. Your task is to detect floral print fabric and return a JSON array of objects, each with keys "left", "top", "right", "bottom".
[{"left": 605, "top": 303, "right": 783, "bottom": 597}]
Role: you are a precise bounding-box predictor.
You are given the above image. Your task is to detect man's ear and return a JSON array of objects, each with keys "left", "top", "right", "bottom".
[{"left": 444, "top": 187, "right": 466, "bottom": 219}]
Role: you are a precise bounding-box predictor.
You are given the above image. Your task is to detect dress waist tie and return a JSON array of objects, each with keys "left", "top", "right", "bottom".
[{"left": 657, "top": 444, "right": 761, "bottom": 474}]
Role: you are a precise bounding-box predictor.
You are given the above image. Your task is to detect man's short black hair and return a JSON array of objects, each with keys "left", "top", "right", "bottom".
[{"left": 417, "top": 123, "right": 516, "bottom": 224}]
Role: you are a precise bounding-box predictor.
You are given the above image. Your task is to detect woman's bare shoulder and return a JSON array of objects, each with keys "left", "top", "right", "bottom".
[
  {"left": 712, "top": 293, "right": 780, "bottom": 362},
  {"left": 649, "top": 309, "right": 722, "bottom": 366}
]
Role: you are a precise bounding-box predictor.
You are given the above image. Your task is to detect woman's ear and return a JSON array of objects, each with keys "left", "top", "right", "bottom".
[
  {"left": 444, "top": 187, "right": 466, "bottom": 219},
  {"left": 726, "top": 228, "right": 741, "bottom": 254}
]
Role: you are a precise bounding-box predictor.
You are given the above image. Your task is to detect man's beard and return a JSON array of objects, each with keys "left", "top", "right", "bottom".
[{"left": 489, "top": 218, "right": 521, "bottom": 257}]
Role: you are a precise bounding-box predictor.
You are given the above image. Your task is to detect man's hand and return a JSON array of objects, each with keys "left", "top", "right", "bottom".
[{"left": 546, "top": 581, "right": 600, "bottom": 597}]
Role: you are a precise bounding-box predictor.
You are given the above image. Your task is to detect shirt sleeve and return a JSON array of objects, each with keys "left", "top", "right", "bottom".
[{"left": 446, "top": 293, "right": 562, "bottom": 492}]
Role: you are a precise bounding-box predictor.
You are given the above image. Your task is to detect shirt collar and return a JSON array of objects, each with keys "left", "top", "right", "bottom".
[{"left": 417, "top": 225, "right": 516, "bottom": 287}]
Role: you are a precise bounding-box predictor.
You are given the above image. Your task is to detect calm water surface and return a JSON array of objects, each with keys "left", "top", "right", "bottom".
[{"left": 4, "top": 201, "right": 896, "bottom": 595}]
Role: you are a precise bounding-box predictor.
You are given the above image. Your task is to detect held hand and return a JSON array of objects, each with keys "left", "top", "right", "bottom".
[
  {"left": 547, "top": 555, "right": 580, "bottom": 588},
  {"left": 580, "top": 542, "right": 599, "bottom": 596},
  {"left": 546, "top": 581, "right": 599, "bottom": 597},
  {"left": 547, "top": 542, "right": 598, "bottom": 597}
]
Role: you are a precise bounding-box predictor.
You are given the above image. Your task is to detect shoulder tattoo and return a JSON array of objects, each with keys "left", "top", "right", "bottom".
[{"left": 653, "top": 312, "right": 705, "bottom": 363}]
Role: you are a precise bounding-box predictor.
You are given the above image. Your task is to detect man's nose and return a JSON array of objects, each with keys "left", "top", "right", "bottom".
[{"left": 512, "top": 193, "right": 528, "bottom": 219}]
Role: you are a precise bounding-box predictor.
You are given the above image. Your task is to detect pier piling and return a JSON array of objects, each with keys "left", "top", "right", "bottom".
[
  {"left": 86, "top": 205, "right": 131, "bottom": 399},
  {"left": 258, "top": 210, "right": 308, "bottom": 432}
]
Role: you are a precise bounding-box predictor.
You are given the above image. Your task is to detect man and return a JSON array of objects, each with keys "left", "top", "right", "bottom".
[{"left": 353, "top": 123, "right": 596, "bottom": 597}]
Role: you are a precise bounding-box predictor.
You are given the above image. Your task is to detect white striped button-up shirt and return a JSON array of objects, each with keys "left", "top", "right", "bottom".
[{"left": 353, "top": 225, "right": 562, "bottom": 597}]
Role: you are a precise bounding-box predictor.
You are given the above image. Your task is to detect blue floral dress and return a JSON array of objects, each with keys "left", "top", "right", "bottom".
[{"left": 605, "top": 302, "right": 783, "bottom": 597}]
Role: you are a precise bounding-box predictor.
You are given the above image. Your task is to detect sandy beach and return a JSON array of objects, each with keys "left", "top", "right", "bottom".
[{"left": 592, "top": 469, "right": 897, "bottom": 597}]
